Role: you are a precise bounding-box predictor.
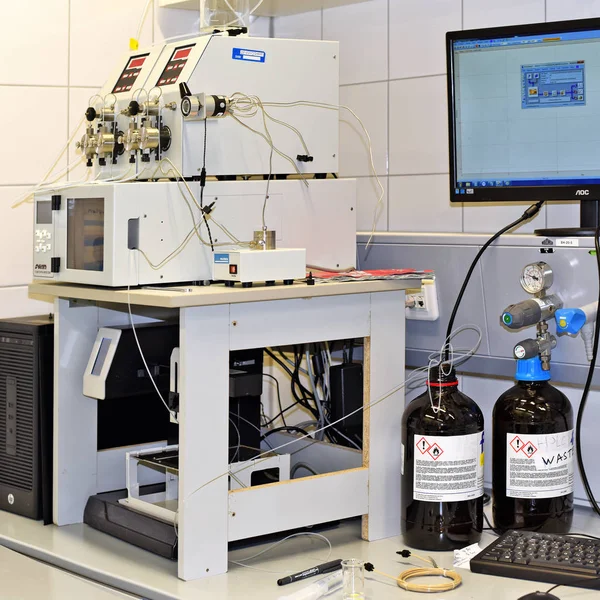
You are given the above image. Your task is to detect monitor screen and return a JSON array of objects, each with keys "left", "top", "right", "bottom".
[{"left": 448, "top": 19, "right": 600, "bottom": 201}]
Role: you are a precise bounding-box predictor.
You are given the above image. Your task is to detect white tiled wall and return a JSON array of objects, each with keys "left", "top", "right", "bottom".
[
  {"left": 0, "top": 2, "right": 269, "bottom": 319},
  {"left": 273, "top": 0, "right": 600, "bottom": 236}
]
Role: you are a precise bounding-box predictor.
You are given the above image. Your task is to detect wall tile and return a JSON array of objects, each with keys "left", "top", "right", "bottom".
[
  {"left": 0, "top": 2, "right": 68, "bottom": 86},
  {"left": 388, "top": 175, "right": 462, "bottom": 233},
  {"left": 274, "top": 10, "right": 322, "bottom": 40},
  {"left": 546, "top": 0, "right": 600, "bottom": 21},
  {"left": 71, "top": 0, "right": 152, "bottom": 88},
  {"left": 546, "top": 202, "right": 580, "bottom": 230},
  {"left": 389, "top": 0, "right": 461, "bottom": 80},
  {"left": 463, "top": 0, "right": 545, "bottom": 29},
  {"left": 463, "top": 202, "right": 546, "bottom": 234},
  {"left": 389, "top": 76, "right": 448, "bottom": 175},
  {"left": 0, "top": 87, "right": 68, "bottom": 185},
  {"left": 154, "top": 6, "right": 200, "bottom": 44},
  {"left": 0, "top": 187, "right": 33, "bottom": 287},
  {"left": 250, "top": 16, "right": 272, "bottom": 37},
  {"left": 323, "top": 0, "right": 387, "bottom": 85},
  {"left": 355, "top": 176, "right": 388, "bottom": 232},
  {"left": 339, "top": 82, "right": 388, "bottom": 177},
  {"left": 0, "top": 287, "right": 53, "bottom": 320}
]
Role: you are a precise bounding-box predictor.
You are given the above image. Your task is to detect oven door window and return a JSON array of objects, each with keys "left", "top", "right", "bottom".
[{"left": 67, "top": 198, "right": 105, "bottom": 272}]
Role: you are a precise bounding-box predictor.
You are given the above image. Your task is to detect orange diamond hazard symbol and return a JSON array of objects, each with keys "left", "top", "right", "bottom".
[
  {"left": 428, "top": 443, "right": 444, "bottom": 460},
  {"left": 522, "top": 442, "right": 537, "bottom": 458},
  {"left": 416, "top": 437, "right": 430, "bottom": 454},
  {"left": 510, "top": 436, "right": 524, "bottom": 453}
]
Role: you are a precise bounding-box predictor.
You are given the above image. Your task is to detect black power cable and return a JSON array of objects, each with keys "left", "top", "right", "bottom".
[
  {"left": 263, "top": 373, "right": 286, "bottom": 427},
  {"left": 200, "top": 117, "right": 214, "bottom": 252},
  {"left": 575, "top": 228, "right": 600, "bottom": 517},
  {"left": 261, "top": 426, "right": 310, "bottom": 440},
  {"left": 443, "top": 200, "right": 545, "bottom": 362}
]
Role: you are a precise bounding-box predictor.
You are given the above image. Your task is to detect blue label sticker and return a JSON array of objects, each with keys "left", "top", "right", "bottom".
[
  {"left": 214, "top": 253, "right": 230, "bottom": 264},
  {"left": 232, "top": 48, "right": 266, "bottom": 63}
]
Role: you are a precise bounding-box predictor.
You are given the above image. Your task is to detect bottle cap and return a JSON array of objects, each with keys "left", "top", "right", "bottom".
[
  {"left": 427, "top": 364, "right": 458, "bottom": 387},
  {"left": 515, "top": 357, "right": 551, "bottom": 382}
]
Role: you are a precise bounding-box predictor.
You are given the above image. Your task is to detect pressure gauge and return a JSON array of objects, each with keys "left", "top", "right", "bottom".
[{"left": 520, "top": 262, "right": 553, "bottom": 294}]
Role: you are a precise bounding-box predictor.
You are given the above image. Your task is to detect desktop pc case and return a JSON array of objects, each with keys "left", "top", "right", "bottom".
[{"left": 0, "top": 315, "right": 54, "bottom": 522}]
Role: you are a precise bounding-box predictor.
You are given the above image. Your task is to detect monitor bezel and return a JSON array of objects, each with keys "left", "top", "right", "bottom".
[{"left": 447, "top": 17, "right": 600, "bottom": 203}]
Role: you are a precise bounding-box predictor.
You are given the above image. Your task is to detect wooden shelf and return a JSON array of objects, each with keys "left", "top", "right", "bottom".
[{"left": 158, "top": 0, "right": 373, "bottom": 17}]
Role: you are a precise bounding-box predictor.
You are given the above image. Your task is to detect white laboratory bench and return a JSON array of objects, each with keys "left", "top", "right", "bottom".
[
  {"left": 0, "top": 543, "right": 137, "bottom": 599},
  {"left": 28, "top": 278, "right": 411, "bottom": 583},
  {"left": 0, "top": 506, "right": 599, "bottom": 600}
]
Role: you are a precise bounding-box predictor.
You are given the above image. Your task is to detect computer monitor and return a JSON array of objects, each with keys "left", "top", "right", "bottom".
[{"left": 447, "top": 18, "right": 600, "bottom": 235}]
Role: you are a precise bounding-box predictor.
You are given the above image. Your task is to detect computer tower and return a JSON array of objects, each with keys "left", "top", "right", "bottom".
[{"left": 0, "top": 315, "right": 53, "bottom": 522}]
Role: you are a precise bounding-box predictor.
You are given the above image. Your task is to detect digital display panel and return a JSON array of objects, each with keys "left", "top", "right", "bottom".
[
  {"left": 36, "top": 201, "right": 52, "bottom": 225},
  {"left": 112, "top": 53, "right": 149, "bottom": 94},
  {"left": 156, "top": 44, "right": 195, "bottom": 87}
]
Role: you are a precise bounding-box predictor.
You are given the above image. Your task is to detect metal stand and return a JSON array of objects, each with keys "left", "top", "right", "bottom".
[{"left": 535, "top": 199, "right": 600, "bottom": 237}]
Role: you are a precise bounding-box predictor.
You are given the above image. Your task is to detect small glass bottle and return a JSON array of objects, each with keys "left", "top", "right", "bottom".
[
  {"left": 342, "top": 559, "right": 365, "bottom": 600},
  {"left": 401, "top": 364, "right": 484, "bottom": 550},
  {"left": 200, "top": 0, "right": 251, "bottom": 32}
]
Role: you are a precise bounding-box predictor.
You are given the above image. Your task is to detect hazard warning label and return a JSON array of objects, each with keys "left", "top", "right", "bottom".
[
  {"left": 413, "top": 432, "right": 484, "bottom": 502},
  {"left": 506, "top": 430, "right": 574, "bottom": 499}
]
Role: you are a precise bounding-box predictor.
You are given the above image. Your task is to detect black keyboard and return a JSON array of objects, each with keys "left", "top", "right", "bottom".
[{"left": 470, "top": 530, "right": 600, "bottom": 589}]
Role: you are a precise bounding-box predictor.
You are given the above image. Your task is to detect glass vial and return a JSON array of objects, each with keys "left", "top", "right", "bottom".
[
  {"left": 342, "top": 559, "right": 365, "bottom": 600},
  {"left": 200, "top": 0, "right": 251, "bottom": 32}
]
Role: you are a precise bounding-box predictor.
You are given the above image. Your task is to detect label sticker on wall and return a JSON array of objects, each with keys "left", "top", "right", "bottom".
[
  {"left": 413, "top": 432, "right": 484, "bottom": 502},
  {"left": 556, "top": 239, "right": 579, "bottom": 247},
  {"left": 506, "top": 430, "right": 574, "bottom": 499},
  {"left": 232, "top": 48, "right": 266, "bottom": 63}
]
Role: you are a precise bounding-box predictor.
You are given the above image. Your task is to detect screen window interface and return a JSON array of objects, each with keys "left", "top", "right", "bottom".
[{"left": 452, "top": 29, "right": 600, "bottom": 194}]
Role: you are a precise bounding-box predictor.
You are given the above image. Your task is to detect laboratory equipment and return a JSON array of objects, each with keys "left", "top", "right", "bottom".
[
  {"left": 33, "top": 31, "right": 356, "bottom": 287},
  {"left": 342, "top": 558, "right": 365, "bottom": 600},
  {"left": 34, "top": 178, "right": 355, "bottom": 287},
  {"left": 447, "top": 17, "right": 600, "bottom": 235},
  {"left": 492, "top": 357, "right": 574, "bottom": 533},
  {"left": 401, "top": 364, "right": 484, "bottom": 550},
  {"left": 470, "top": 529, "right": 600, "bottom": 590},
  {"left": 212, "top": 248, "right": 306, "bottom": 286}
]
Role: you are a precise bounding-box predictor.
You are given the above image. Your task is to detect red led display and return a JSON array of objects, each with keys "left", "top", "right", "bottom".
[
  {"left": 112, "top": 53, "right": 149, "bottom": 94},
  {"left": 156, "top": 44, "right": 195, "bottom": 87}
]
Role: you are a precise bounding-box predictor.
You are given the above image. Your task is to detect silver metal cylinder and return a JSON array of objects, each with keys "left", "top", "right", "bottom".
[
  {"left": 253, "top": 230, "right": 276, "bottom": 250},
  {"left": 140, "top": 126, "right": 160, "bottom": 150}
]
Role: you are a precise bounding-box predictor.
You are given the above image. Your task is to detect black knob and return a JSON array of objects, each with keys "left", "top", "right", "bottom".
[
  {"left": 128, "top": 100, "right": 140, "bottom": 116},
  {"left": 129, "top": 155, "right": 136, "bottom": 164},
  {"left": 99, "top": 158, "right": 106, "bottom": 166},
  {"left": 179, "top": 82, "right": 192, "bottom": 99},
  {"left": 85, "top": 107, "right": 97, "bottom": 122},
  {"left": 86, "top": 159, "right": 93, "bottom": 167}
]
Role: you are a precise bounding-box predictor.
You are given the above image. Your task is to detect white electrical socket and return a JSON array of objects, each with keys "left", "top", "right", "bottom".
[{"left": 406, "top": 278, "right": 439, "bottom": 321}]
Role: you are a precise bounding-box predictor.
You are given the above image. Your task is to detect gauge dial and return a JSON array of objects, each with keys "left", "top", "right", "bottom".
[{"left": 520, "top": 262, "right": 553, "bottom": 294}]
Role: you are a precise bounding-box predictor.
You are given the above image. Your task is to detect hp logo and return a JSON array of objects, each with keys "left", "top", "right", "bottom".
[
  {"left": 576, "top": 190, "right": 590, "bottom": 196},
  {"left": 7, "top": 494, "right": 14, "bottom": 505}
]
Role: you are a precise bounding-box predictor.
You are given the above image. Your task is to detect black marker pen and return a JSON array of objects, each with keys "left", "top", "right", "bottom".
[{"left": 277, "top": 559, "right": 343, "bottom": 586}]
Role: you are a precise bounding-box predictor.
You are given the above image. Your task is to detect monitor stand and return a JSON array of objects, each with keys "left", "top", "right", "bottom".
[{"left": 535, "top": 199, "right": 600, "bottom": 237}]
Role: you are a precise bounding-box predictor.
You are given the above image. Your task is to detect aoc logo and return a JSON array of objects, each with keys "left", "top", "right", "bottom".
[
  {"left": 35, "top": 264, "right": 48, "bottom": 270},
  {"left": 576, "top": 189, "right": 590, "bottom": 196}
]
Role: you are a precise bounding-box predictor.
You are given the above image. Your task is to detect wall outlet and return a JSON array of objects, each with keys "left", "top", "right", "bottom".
[{"left": 406, "top": 278, "right": 439, "bottom": 321}]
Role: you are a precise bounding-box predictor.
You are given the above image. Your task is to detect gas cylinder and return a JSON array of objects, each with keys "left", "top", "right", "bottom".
[
  {"left": 492, "top": 357, "right": 574, "bottom": 533},
  {"left": 401, "top": 364, "right": 484, "bottom": 550}
]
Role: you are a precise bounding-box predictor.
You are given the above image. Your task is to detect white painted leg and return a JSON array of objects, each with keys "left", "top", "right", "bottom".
[
  {"left": 53, "top": 298, "right": 99, "bottom": 525},
  {"left": 364, "top": 291, "right": 405, "bottom": 541},
  {"left": 178, "top": 304, "right": 230, "bottom": 581}
]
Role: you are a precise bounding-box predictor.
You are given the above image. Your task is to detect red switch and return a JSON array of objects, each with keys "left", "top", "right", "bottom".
[{"left": 229, "top": 264, "right": 238, "bottom": 275}]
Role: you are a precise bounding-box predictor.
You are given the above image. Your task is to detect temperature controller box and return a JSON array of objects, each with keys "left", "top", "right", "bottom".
[{"left": 212, "top": 249, "right": 306, "bottom": 284}]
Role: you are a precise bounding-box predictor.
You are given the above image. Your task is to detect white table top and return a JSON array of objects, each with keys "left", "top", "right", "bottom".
[
  {"left": 1, "top": 507, "right": 599, "bottom": 600},
  {"left": 28, "top": 279, "right": 415, "bottom": 309},
  {"left": 0, "top": 544, "right": 136, "bottom": 599}
]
